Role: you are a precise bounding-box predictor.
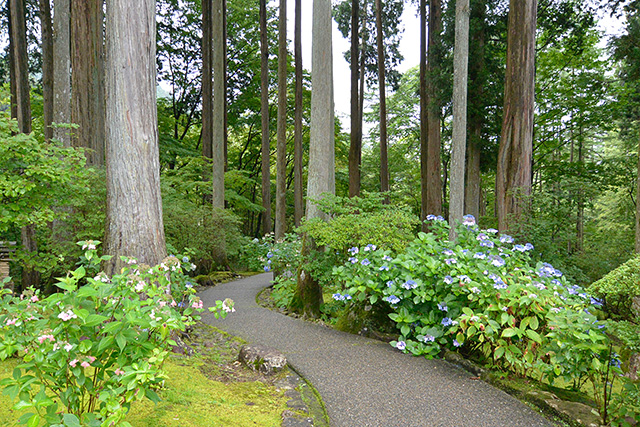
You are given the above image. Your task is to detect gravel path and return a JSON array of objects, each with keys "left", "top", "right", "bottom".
[{"left": 199, "top": 273, "right": 554, "bottom": 427}]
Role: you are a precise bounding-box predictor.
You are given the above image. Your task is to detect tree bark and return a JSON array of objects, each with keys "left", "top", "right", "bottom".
[
  {"left": 449, "top": 0, "right": 470, "bottom": 236},
  {"left": 295, "top": 0, "right": 335, "bottom": 318},
  {"left": 52, "top": 0, "right": 71, "bottom": 146},
  {"left": 275, "top": 0, "right": 287, "bottom": 239},
  {"left": 636, "top": 131, "right": 640, "bottom": 253},
  {"left": 294, "top": 0, "right": 304, "bottom": 227},
  {"left": 348, "top": 0, "right": 361, "bottom": 198},
  {"left": 39, "top": 0, "right": 54, "bottom": 141},
  {"left": 425, "top": 0, "right": 443, "bottom": 217},
  {"left": 202, "top": 0, "right": 213, "bottom": 161},
  {"left": 104, "top": 0, "right": 166, "bottom": 274},
  {"left": 375, "top": 0, "right": 389, "bottom": 202},
  {"left": 71, "top": 0, "right": 105, "bottom": 166},
  {"left": 212, "top": 0, "right": 225, "bottom": 209},
  {"left": 496, "top": 0, "right": 537, "bottom": 232},
  {"left": 10, "top": 0, "right": 40, "bottom": 290},
  {"left": 420, "top": 0, "right": 427, "bottom": 230},
  {"left": 260, "top": 0, "right": 272, "bottom": 235}
]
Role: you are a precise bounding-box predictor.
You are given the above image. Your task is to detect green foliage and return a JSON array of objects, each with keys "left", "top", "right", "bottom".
[
  {"left": 299, "top": 192, "right": 419, "bottom": 254},
  {"left": 589, "top": 255, "right": 640, "bottom": 321},
  {"left": 0, "top": 242, "right": 233, "bottom": 426},
  {"left": 0, "top": 115, "right": 89, "bottom": 233}
]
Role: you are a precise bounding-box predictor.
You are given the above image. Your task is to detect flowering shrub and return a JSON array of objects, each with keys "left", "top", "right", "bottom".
[
  {"left": 0, "top": 241, "right": 233, "bottom": 427},
  {"left": 238, "top": 233, "right": 301, "bottom": 275}
]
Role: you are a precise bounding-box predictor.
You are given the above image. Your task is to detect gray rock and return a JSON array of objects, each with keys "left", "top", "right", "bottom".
[
  {"left": 238, "top": 344, "right": 287, "bottom": 375},
  {"left": 544, "top": 398, "right": 602, "bottom": 427}
]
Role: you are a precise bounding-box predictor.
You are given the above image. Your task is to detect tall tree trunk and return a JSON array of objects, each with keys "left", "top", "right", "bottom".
[
  {"left": 39, "top": 0, "right": 54, "bottom": 141},
  {"left": 104, "top": 0, "right": 166, "bottom": 274},
  {"left": 202, "top": 0, "right": 213, "bottom": 161},
  {"left": 465, "top": 0, "right": 486, "bottom": 220},
  {"left": 425, "top": 0, "right": 443, "bottom": 216},
  {"left": 576, "top": 133, "right": 584, "bottom": 252},
  {"left": 260, "top": 0, "right": 272, "bottom": 235},
  {"left": 449, "top": 0, "right": 470, "bottom": 236},
  {"left": 296, "top": 0, "right": 335, "bottom": 318},
  {"left": 348, "top": 0, "right": 361, "bottom": 198},
  {"left": 275, "top": 0, "right": 287, "bottom": 239},
  {"left": 375, "top": 0, "right": 389, "bottom": 202},
  {"left": 212, "top": 0, "right": 225, "bottom": 209},
  {"left": 52, "top": 0, "right": 71, "bottom": 146},
  {"left": 71, "top": 0, "right": 105, "bottom": 166},
  {"left": 10, "top": 0, "right": 40, "bottom": 290},
  {"left": 294, "top": 0, "right": 304, "bottom": 227},
  {"left": 223, "top": 0, "right": 228, "bottom": 173},
  {"left": 636, "top": 130, "right": 640, "bottom": 253},
  {"left": 420, "top": 0, "right": 428, "bottom": 230},
  {"left": 496, "top": 0, "right": 537, "bottom": 232}
]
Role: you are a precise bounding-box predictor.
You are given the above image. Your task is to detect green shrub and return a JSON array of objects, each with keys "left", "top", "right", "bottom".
[{"left": 589, "top": 255, "right": 640, "bottom": 321}]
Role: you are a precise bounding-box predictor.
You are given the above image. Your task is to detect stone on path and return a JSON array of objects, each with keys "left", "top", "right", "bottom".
[{"left": 238, "top": 344, "right": 287, "bottom": 375}]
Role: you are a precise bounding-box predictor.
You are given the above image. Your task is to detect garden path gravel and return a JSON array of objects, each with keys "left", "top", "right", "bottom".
[{"left": 199, "top": 273, "right": 554, "bottom": 427}]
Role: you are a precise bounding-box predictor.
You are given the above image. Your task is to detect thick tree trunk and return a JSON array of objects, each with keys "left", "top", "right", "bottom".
[
  {"left": 52, "top": 0, "right": 71, "bottom": 146},
  {"left": 202, "top": 0, "right": 213, "bottom": 161},
  {"left": 71, "top": 0, "right": 105, "bottom": 166},
  {"left": 348, "top": 0, "right": 361, "bottom": 198},
  {"left": 275, "top": 0, "right": 287, "bottom": 239},
  {"left": 10, "top": 0, "right": 40, "bottom": 290},
  {"left": 260, "top": 0, "right": 272, "bottom": 235},
  {"left": 449, "top": 0, "right": 470, "bottom": 235},
  {"left": 495, "top": 0, "right": 537, "bottom": 232},
  {"left": 426, "top": 0, "right": 443, "bottom": 216},
  {"left": 212, "top": 0, "right": 225, "bottom": 209},
  {"left": 375, "top": 0, "right": 389, "bottom": 202},
  {"left": 104, "top": 0, "right": 166, "bottom": 274},
  {"left": 295, "top": 0, "right": 335, "bottom": 318},
  {"left": 420, "top": 0, "right": 428, "bottom": 230},
  {"left": 294, "top": 0, "right": 304, "bottom": 227},
  {"left": 39, "top": 0, "right": 54, "bottom": 141}
]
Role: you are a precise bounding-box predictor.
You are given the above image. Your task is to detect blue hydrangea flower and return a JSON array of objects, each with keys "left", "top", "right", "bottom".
[
  {"left": 264, "top": 265, "right": 271, "bottom": 272},
  {"left": 490, "top": 255, "right": 506, "bottom": 268},
  {"left": 513, "top": 244, "right": 526, "bottom": 252},
  {"left": 402, "top": 280, "right": 417, "bottom": 290},
  {"left": 361, "top": 258, "right": 371, "bottom": 266},
  {"left": 453, "top": 339, "right": 462, "bottom": 347},
  {"left": 332, "top": 293, "right": 345, "bottom": 301},
  {"left": 473, "top": 252, "right": 486, "bottom": 259},
  {"left": 385, "top": 295, "right": 401, "bottom": 304},
  {"left": 435, "top": 215, "right": 445, "bottom": 221},
  {"left": 444, "top": 275, "right": 454, "bottom": 285},
  {"left": 480, "top": 240, "right": 494, "bottom": 248},
  {"left": 533, "top": 282, "right": 546, "bottom": 290},
  {"left": 364, "top": 244, "right": 377, "bottom": 252},
  {"left": 590, "top": 297, "right": 603, "bottom": 307},
  {"left": 462, "top": 214, "right": 476, "bottom": 226},
  {"left": 182, "top": 256, "right": 190, "bottom": 263},
  {"left": 422, "top": 335, "right": 435, "bottom": 342},
  {"left": 524, "top": 243, "right": 534, "bottom": 251},
  {"left": 349, "top": 257, "right": 358, "bottom": 264},
  {"left": 426, "top": 214, "right": 437, "bottom": 221},
  {"left": 441, "top": 317, "right": 453, "bottom": 326},
  {"left": 499, "top": 234, "right": 514, "bottom": 244},
  {"left": 437, "top": 302, "right": 448, "bottom": 311},
  {"left": 458, "top": 275, "right": 471, "bottom": 283},
  {"left": 379, "top": 265, "right": 390, "bottom": 271},
  {"left": 386, "top": 280, "right": 394, "bottom": 287},
  {"left": 476, "top": 233, "right": 489, "bottom": 241},
  {"left": 382, "top": 255, "right": 392, "bottom": 261},
  {"left": 267, "top": 252, "right": 274, "bottom": 258},
  {"left": 443, "top": 249, "right": 455, "bottom": 256},
  {"left": 348, "top": 247, "right": 359, "bottom": 255},
  {"left": 444, "top": 258, "right": 457, "bottom": 265},
  {"left": 485, "top": 228, "right": 498, "bottom": 234},
  {"left": 396, "top": 341, "right": 406, "bottom": 350}
]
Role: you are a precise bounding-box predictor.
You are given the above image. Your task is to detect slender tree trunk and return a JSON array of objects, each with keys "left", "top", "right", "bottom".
[
  {"left": 375, "top": 0, "right": 389, "bottom": 202},
  {"left": 39, "top": 0, "right": 54, "bottom": 141},
  {"left": 260, "top": 0, "right": 271, "bottom": 235},
  {"left": 496, "top": 0, "right": 537, "bottom": 232},
  {"left": 52, "top": 0, "right": 71, "bottom": 146},
  {"left": 8, "top": 2, "right": 17, "bottom": 121},
  {"left": 576, "top": 133, "right": 584, "bottom": 252},
  {"left": 636, "top": 130, "right": 640, "bottom": 253},
  {"left": 465, "top": 0, "right": 486, "bottom": 220},
  {"left": 420, "top": 0, "right": 428, "bottom": 230},
  {"left": 449, "top": 0, "right": 470, "bottom": 236},
  {"left": 294, "top": 0, "right": 304, "bottom": 227},
  {"left": 212, "top": 0, "right": 225, "bottom": 209},
  {"left": 275, "top": 0, "right": 288, "bottom": 239},
  {"left": 104, "top": 0, "right": 166, "bottom": 274},
  {"left": 223, "top": 0, "right": 228, "bottom": 173},
  {"left": 348, "top": 0, "right": 361, "bottom": 198},
  {"left": 426, "top": 0, "right": 443, "bottom": 216},
  {"left": 295, "top": 0, "right": 335, "bottom": 318},
  {"left": 71, "top": 0, "right": 105, "bottom": 166},
  {"left": 10, "top": 0, "right": 40, "bottom": 290},
  {"left": 202, "top": 0, "right": 213, "bottom": 161}
]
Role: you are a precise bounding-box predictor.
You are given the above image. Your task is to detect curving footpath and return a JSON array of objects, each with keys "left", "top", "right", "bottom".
[{"left": 199, "top": 273, "right": 554, "bottom": 427}]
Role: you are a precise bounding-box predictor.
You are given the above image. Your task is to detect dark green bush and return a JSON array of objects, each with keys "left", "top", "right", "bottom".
[{"left": 589, "top": 255, "right": 640, "bottom": 321}]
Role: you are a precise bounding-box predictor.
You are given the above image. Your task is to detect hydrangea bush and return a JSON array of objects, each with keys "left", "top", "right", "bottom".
[
  {"left": 0, "top": 241, "right": 233, "bottom": 427},
  {"left": 332, "top": 215, "right": 638, "bottom": 423}
]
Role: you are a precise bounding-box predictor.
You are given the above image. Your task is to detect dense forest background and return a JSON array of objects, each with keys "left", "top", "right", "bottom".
[{"left": 1, "top": 0, "right": 639, "bottom": 291}]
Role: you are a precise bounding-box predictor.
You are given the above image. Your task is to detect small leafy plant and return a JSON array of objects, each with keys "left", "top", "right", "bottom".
[{"left": 0, "top": 241, "right": 233, "bottom": 427}]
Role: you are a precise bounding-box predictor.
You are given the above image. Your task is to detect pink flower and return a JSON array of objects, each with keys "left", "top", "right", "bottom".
[
  {"left": 5, "top": 318, "right": 16, "bottom": 326},
  {"left": 37, "top": 334, "right": 55, "bottom": 344},
  {"left": 170, "top": 300, "right": 177, "bottom": 307},
  {"left": 88, "top": 356, "right": 96, "bottom": 363},
  {"left": 114, "top": 368, "right": 125, "bottom": 375},
  {"left": 30, "top": 295, "right": 39, "bottom": 302},
  {"left": 191, "top": 300, "right": 203, "bottom": 309},
  {"left": 81, "top": 361, "right": 91, "bottom": 368},
  {"left": 69, "top": 359, "right": 78, "bottom": 367},
  {"left": 158, "top": 301, "right": 166, "bottom": 308}
]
